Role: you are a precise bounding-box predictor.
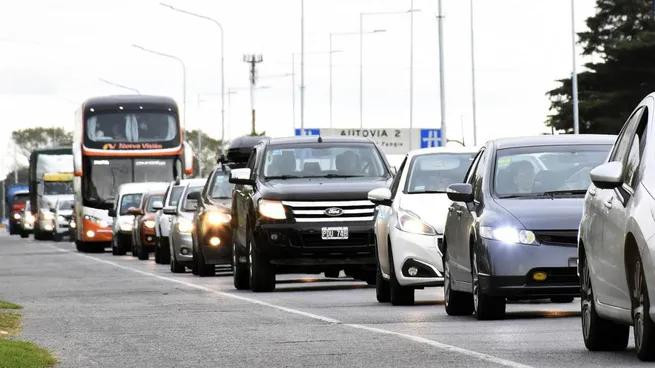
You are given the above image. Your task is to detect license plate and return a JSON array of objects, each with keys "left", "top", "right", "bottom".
[{"left": 321, "top": 227, "right": 349, "bottom": 240}]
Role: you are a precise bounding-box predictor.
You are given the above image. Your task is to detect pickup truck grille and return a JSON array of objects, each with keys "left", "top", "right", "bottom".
[{"left": 282, "top": 200, "right": 376, "bottom": 223}]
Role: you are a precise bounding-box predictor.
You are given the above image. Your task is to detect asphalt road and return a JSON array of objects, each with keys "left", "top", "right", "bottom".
[{"left": 0, "top": 234, "right": 649, "bottom": 368}]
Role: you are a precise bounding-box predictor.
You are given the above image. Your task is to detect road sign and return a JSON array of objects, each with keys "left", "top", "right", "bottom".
[
  {"left": 293, "top": 128, "right": 443, "bottom": 154},
  {"left": 294, "top": 128, "right": 320, "bottom": 136},
  {"left": 419, "top": 129, "right": 443, "bottom": 148}
]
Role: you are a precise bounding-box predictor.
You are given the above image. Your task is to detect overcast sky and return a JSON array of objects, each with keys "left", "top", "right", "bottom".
[{"left": 0, "top": 0, "right": 596, "bottom": 177}]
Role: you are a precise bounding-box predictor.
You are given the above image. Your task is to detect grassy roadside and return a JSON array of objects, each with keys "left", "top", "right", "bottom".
[{"left": 0, "top": 300, "right": 56, "bottom": 368}]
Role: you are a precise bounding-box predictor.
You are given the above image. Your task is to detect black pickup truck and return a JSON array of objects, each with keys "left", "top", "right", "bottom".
[{"left": 229, "top": 136, "right": 392, "bottom": 292}]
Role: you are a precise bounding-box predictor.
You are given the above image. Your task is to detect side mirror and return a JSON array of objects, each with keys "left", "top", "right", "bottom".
[
  {"left": 590, "top": 161, "right": 623, "bottom": 189},
  {"left": 127, "top": 207, "right": 144, "bottom": 216},
  {"left": 184, "top": 199, "right": 198, "bottom": 212},
  {"left": 447, "top": 183, "right": 474, "bottom": 203},
  {"left": 229, "top": 168, "right": 254, "bottom": 185},
  {"left": 108, "top": 208, "right": 116, "bottom": 217},
  {"left": 187, "top": 191, "right": 201, "bottom": 201},
  {"left": 368, "top": 187, "right": 393, "bottom": 206},
  {"left": 163, "top": 206, "right": 177, "bottom": 215},
  {"left": 151, "top": 201, "right": 164, "bottom": 211}
]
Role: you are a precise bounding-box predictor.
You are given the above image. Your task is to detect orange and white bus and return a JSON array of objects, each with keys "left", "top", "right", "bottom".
[{"left": 72, "top": 95, "right": 193, "bottom": 252}]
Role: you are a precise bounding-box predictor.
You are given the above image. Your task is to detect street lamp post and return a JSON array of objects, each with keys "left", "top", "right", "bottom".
[
  {"left": 160, "top": 2, "right": 226, "bottom": 141},
  {"left": 470, "top": 0, "right": 478, "bottom": 145},
  {"left": 132, "top": 44, "right": 195, "bottom": 173},
  {"left": 437, "top": 0, "right": 447, "bottom": 145},
  {"left": 329, "top": 30, "right": 384, "bottom": 129},
  {"left": 570, "top": 0, "right": 580, "bottom": 134},
  {"left": 360, "top": 8, "right": 419, "bottom": 130}
]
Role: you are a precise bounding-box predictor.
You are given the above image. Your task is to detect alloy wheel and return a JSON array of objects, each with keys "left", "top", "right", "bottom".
[
  {"left": 634, "top": 259, "right": 645, "bottom": 351},
  {"left": 581, "top": 258, "right": 593, "bottom": 341}
]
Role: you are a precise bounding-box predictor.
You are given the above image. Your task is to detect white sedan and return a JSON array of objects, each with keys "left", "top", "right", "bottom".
[{"left": 368, "top": 147, "right": 477, "bottom": 305}]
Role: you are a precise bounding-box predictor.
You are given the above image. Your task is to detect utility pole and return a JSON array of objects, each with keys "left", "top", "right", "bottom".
[
  {"left": 409, "top": 0, "right": 415, "bottom": 148},
  {"left": 437, "top": 0, "right": 447, "bottom": 146},
  {"left": 300, "top": 0, "right": 306, "bottom": 133},
  {"left": 470, "top": 0, "right": 478, "bottom": 145},
  {"left": 291, "top": 53, "right": 296, "bottom": 130},
  {"left": 243, "top": 54, "right": 263, "bottom": 136},
  {"left": 570, "top": 0, "right": 580, "bottom": 134}
]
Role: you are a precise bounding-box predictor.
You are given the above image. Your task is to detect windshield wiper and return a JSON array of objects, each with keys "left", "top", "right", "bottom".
[
  {"left": 265, "top": 175, "right": 302, "bottom": 180},
  {"left": 409, "top": 190, "right": 448, "bottom": 194},
  {"left": 539, "top": 189, "right": 588, "bottom": 197},
  {"left": 307, "top": 174, "right": 365, "bottom": 178}
]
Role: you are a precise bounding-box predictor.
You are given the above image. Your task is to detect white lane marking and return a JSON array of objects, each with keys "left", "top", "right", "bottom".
[{"left": 51, "top": 245, "right": 531, "bottom": 368}]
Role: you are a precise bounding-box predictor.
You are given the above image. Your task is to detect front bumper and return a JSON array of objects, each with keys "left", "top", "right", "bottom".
[
  {"left": 253, "top": 220, "right": 376, "bottom": 267},
  {"left": 481, "top": 238, "right": 579, "bottom": 298},
  {"left": 198, "top": 225, "right": 232, "bottom": 264},
  {"left": 171, "top": 231, "right": 193, "bottom": 263},
  {"left": 389, "top": 228, "right": 443, "bottom": 287}
]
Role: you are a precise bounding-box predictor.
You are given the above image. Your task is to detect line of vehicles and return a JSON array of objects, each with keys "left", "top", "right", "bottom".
[{"left": 7, "top": 93, "right": 655, "bottom": 360}]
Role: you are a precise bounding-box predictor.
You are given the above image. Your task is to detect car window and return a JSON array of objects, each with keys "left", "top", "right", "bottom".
[
  {"left": 405, "top": 153, "right": 475, "bottom": 194},
  {"left": 389, "top": 155, "right": 407, "bottom": 198},
  {"left": 473, "top": 150, "right": 487, "bottom": 200},
  {"left": 624, "top": 107, "right": 648, "bottom": 188},
  {"left": 167, "top": 186, "right": 184, "bottom": 207},
  {"left": 147, "top": 195, "right": 164, "bottom": 213},
  {"left": 120, "top": 193, "right": 142, "bottom": 215},
  {"left": 465, "top": 149, "right": 484, "bottom": 185},
  {"left": 610, "top": 108, "right": 642, "bottom": 163}
]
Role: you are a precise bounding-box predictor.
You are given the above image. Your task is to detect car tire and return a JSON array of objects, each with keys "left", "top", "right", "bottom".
[
  {"left": 75, "top": 240, "right": 90, "bottom": 252},
  {"left": 443, "top": 249, "right": 474, "bottom": 316},
  {"left": 159, "top": 237, "right": 171, "bottom": 264},
  {"left": 551, "top": 296, "right": 574, "bottom": 303},
  {"left": 112, "top": 237, "right": 126, "bottom": 256},
  {"left": 472, "top": 252, "right": 505, "bottom": 320},
  {"left": 20, "top": 231, "right": 28, "bottom": 239},
  {"left": 137, "top": 242, "right": 149, "bottom": 260},
  {"left": 388, "top": 242, "right": 414, "bottom": 306},
  {"left": 376, "top": 264, "right": 390, "bottom": 303},
  {"left": 580, "top": 253, "right": 629, "bottom": 351},
  {"left": 154, "top": 243, "right": 162, "bottom": 263},
  {"left": 632, "top": 257, "right": 655, "bottom": 361},
  {"left": 233, "top": 241, "right": 250, "bottom": 290},
  {"left": 195, "top": 246, "right": 216, "bottom": 277},
  {"left": 248, "top": 232, "right": 275, "bottom": 292},
  {"left": 170, "top": 255, "right": 186, "bottom": 273}
]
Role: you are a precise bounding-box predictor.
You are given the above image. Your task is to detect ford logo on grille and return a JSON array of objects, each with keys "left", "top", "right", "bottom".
[{"left": 324, "top": 207, "right": 343, "bottom": 217}]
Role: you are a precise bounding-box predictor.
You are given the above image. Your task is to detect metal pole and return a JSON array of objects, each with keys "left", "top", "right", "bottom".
[
  {"left": 292, "top": 54, "right": 296, "bottom": 131},
  {"left": 329, "top": 34, "right": 334, "bottom": 128},
  {"left": 437, "top": 0, "right": 447, "bottom": 146},
  {"left": 359, "top": 14, "right": 364, "bottom": 130},
  {"left": 470, "top": 0, "right": 478, "bottom": 145},
  {"left": 300, "top": 0, "right": 305, "bottom": 133},
  {"left": 409, "top": 0, "right": 414, "bottom": 149},
  {"left": 571, "top": 0, "right": 580, "bottom": 134}
]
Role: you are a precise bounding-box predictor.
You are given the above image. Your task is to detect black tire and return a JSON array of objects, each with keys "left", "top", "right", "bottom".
[
  {"left": 76, "top": 240, "right": 89, "bottom": 252},
  {"left": 131, "top": 236, "right": 138, "bottom": 257},
  {"left": 137, "top": 242, "right": 149, "bottom": 260},
  {"left": 157, "top": 237, "right": 171, "bottom": 264},
  {"left": 580, "top": 252, "right": 629, "bottom": 351},
  {"left": 376, "top": 264, "right": 390, "bottom": 303},
  {"left": 388, "top": 242, "right": 414, "bottom": 306},
  {"left": 248, "top": 233, "right": 275, "bottom": 292},
  {"left": 551, "top": 296, "right": 574, "bottom": 303},
  {"left": 443, "top": 248, "right": 474, "bottom": 316},
  {"left": 233, "top": 241, "right": 249, "bottom": 290},
  {"left": 632, "top": 257, "right": 655, "bottom": 361},
  {"left": 195, "top": 246, "right": 216, "bottom": 277},
  {"left": 472, "top": 252, "right": 506, "bottom": 320},
  {"left": 20, "top": 231, "right": 28, "bottom": 239},
  {"left": 112, "top": 236, "right": 126, "bottom": 256},
  {"left": 154, "top": 242, "right": 162, "bottom": 264},
  {"left": 170, "top": 254, "right": 186, "bottom": 273},
  {"left": 9, "top": 223, "right": 17, "bottom": 235}
]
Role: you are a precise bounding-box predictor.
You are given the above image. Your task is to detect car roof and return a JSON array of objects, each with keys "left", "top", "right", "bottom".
[
  {"left": 407, "top": 146, "right": 479, "bottom": 159},
  {"left": 267, "top": 136, "right": 374, "bottom": 145},
  {"left": 118, "top": 182, "right": 168, "bottom": 195},
  {"left": 491, "top": 134, "right": 616, "bottom": 150},
  {"left": 180, "top": 178, "right": 207, "bottom": 187}
]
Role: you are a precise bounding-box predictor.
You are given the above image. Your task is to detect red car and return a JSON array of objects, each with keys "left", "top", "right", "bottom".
[{"left": 131, "top": 190, "right": 166, "bottom": 260}]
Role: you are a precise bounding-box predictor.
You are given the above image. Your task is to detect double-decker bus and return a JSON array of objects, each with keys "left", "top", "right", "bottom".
[{"left": 73, "top": 95, "right": 192, "bottom": 252}]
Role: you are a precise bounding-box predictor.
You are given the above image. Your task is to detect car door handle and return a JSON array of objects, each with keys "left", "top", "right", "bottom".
[
  {"left": 589, "top": 188, "right": 596, "bottom": 196},
  {"left": 604, "top": 199, "right": 613, "bottom": 209}
]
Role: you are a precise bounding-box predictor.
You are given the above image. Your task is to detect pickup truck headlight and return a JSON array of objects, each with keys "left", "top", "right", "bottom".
[
  {"left": 397, "top": 209, "right": 437, "bottom": 236},
  {"left": 206, "top": 212, "right": 231, "bottom": 225},
  {"left": 258, "top": 199, "right": 286, "bottom": 220},
  {"left": 144, "top": 220, "right": 156, "bottom": 229},
  {"left": 177, "top": 218, "right": 193, "bottom": 233},
  {"left": 480, "top": 226, "right": 536, "bottom": 245}
]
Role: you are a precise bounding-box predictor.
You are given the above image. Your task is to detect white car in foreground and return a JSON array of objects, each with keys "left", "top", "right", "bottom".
[{"left": 368, "top": 147, "right": 476, "bottom": 305}]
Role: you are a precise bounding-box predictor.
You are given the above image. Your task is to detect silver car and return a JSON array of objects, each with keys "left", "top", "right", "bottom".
[
  {"left": 153, "top": 181, "right": 186, "bottom": 264},
  {"left": 166, "top": 179, "right": 206, "bottom": 273},
  {"left": 579, "top": 94, "right": 655, "bottom": 360},
  {"left": 368, "top": 147, "right": 476, "bottom": 305},
  {"left": 53, "top": 196, "right": 74, "bottom": 241}
]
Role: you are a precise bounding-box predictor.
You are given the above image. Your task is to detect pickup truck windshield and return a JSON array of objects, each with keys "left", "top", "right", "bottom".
[{"left": 262, "top": 144, "right": 387, "bottom": 179}]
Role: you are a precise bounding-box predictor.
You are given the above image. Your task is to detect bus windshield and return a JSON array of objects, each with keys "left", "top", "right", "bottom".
[
  {"left": 85, "top": 112, "right": 179, "bottom": 149},
  {"left": 83, "top": 158, "right": 177, "bottom": 206}
]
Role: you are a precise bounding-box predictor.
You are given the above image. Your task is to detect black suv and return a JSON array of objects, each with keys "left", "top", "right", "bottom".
[{"left": 229, "top": 136, "right": 392, "bottom": 292}]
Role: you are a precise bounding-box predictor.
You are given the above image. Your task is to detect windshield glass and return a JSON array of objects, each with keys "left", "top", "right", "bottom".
[
  {"left": 211, "top": 173, "right": 233, "bottom": 199},
  {"left": 167, "top": 186, "right": 184, "bottom": 207},
  {"left": 86, "top": 112, "right": 178, "bottom": 143},
  {"left": 182, "top": 186, "right": 202, "bottom": 212},
  {"left": 119, "top": 193, "right": 142, "bottom": 215},
  {"left": 494, "top": 145, "right": 611, "bottom": 198},
  {"left": 57, "top": 200, "right": 74, "bottom": 210},
  {"left": 406, "top": 153, "right": 475, "bottom": 194},
  {"left": 83, "top": 158, "right": 176, "bottom": 206},
  {"left": 262, "top": 144, "right": 387, "bottom": 178},
  {"left": 44, "top": 181, "right": 73, "bottom": 195},
  {"left": 147, "top": 195, "right": 164, "bottom": 213}
]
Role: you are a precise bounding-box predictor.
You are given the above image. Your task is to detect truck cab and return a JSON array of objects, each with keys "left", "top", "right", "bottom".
[{"left": 229, "top": 136, "right": 392, "bottom": 292}]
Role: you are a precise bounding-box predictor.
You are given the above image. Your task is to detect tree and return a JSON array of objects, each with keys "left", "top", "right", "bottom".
[
  {"left": 12, "top": 128, "right": 73, "bottom": 159},
  {"left": 185, "top": 130, "right": 225, "bottom": 177},
  {"left": 547, "top": 0, "right": 655, "bottom": 134}
]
